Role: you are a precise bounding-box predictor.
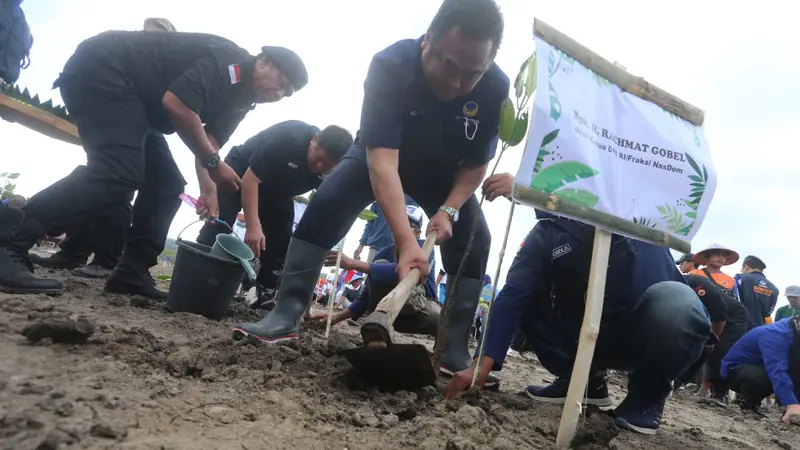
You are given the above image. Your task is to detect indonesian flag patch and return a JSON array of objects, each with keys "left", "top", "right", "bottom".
[{"left": 228, "top": 64, "right": 242, "bottom": 84}]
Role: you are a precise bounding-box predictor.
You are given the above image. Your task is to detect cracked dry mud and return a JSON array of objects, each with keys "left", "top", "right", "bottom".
[{"left": 1, "top": 263, "right": 798, "bottom": 449}]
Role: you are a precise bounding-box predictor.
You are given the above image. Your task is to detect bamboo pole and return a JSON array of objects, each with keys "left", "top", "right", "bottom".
[
  {"left": 555, "top": 227, "right": 612, "bottom": 448},
  {"left": 533, "top": 18, "right": 704, "bottom": 126},
  {"left": 472, "top": 201, "right": 516, "bottom": 387},
  {"left": 324, "top": 235, "right": 347, "bottom": 340},
  {"left": 514, "top": 184, "right": 691, "bottom": 254}
]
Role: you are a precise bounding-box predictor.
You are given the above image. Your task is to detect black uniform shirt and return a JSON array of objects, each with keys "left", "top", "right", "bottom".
[
  {"left": 224, "top": 120, "right": 323, "bottom": 197},
  {"left": 685, "top": 274, "right": 748, "bottom": 326},
  {"left": 737, "top": 272, "right": 780, "bottom": 328},
  {"left": 63, "top": 30, "right": 257, "bottom": 146}
]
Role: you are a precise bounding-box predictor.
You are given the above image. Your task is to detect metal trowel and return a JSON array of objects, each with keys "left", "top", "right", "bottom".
[{"left": 342, "top": 232, "right": 438, "bottom": 391}]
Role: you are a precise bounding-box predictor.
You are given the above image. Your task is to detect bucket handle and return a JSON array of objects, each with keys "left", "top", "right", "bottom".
[{"left": 175, "top": 218, "right": 257, "bottom": 282}]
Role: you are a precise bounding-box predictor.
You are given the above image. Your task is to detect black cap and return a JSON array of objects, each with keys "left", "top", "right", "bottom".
[
  {"left": 675, "top": 253, "right": 694, "bottom": 265},
  {"left": 743, "top": 255, "right": 766, "bottom": 270},
  {"left": 260, "top": 46, "right": 308, "bottom": 95}
]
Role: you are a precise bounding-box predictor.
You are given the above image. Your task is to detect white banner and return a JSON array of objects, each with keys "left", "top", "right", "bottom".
[{"left": 514, "top": 37, "right": 716, "bottom": 242}]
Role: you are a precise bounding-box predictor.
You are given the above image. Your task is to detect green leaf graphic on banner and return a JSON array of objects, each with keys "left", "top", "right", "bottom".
[
  {"left": 530, "top": 162, "right": 599, "bottom": 193},
  {"left": 548, "top": 82, "right": 561, "bottom": 121},
  {"left": 633, "top": 217, "right": 657, "bottom": 228},
  {"left": 533, "top": 129, "right": 560, "bottom": 174},
  {"left": 553, "top": 188, "right": 599, "bottom": 207},
  {"left": 658, "top": 203, "right": 690, "bottom": 235}
]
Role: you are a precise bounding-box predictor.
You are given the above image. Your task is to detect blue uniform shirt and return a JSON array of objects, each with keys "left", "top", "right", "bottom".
[
  {"left": 721, "top": 318, "right": 799, "bottom": 406},
  {"left": 347, "top": 239, "right": 436, "bottom": 320},
  {"left": 359, "top": 195, "right": 419, "bottom": 250},
  {"left": 479, "top": 217, "right": 687, "bottom": 370},
  {"left": 348, "top": 37, "right": 509, "bottom": 176}
]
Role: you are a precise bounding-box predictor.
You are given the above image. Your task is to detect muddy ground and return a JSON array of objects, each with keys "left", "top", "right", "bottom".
[{"left": 1, "top": 257, "right": 799, "bottom": 449}]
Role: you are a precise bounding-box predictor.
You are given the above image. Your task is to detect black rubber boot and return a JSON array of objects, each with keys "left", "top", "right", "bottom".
[
  {"left": 0, "top": 206, "right": 63, "bottom": 294},
  {"left": 439, "top": 277, "right": 483, "bottom": 375},
  {"left": 104, "top": 262, "right": 168, "bottom": 299},
  {"left": 233, "top": 238, "right": 327, "bottom": 343},
  {"left": 29, "top": 252, "right": 87, "bottom": 270},
  {"left": 72, "top": 263, "right": 113, "bottom": 279}
]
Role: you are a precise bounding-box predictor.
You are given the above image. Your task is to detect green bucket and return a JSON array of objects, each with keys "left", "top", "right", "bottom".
[{"left": 211, "top": 234, "right": 257, "bottom": 281}]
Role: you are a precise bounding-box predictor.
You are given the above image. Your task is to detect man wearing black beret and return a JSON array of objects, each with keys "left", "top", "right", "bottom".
[
  {"left": 736, "top": 255, "right": 780, "bottom": 329},
  {"left": 0, "top": 29, "right": 307, "bottom": 296}
]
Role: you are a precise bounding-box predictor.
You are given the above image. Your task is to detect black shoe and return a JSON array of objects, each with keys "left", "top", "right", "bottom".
[
  {"left": 525, "top": 375, "right": 613, "bottom": 407},
  {"left": 250, "top": 287, "right": 277, "bottom": 310},
  {"left": 740, "top": 405, "right": 768, "bottom": 419},
  {"left": 72, "top": 263, "right": 113, "bottom": 279},
  {"left": 233, "top": 238, "right": 327, "bottom": 343},
  {"left": 104, "top": 264, "right": 167, "bottom": 299},
  {"left": 0, "top": 248, "right": 64, "bottom": 294},
  {"left": 615, "top": 392, "right": 666, "bottom": 435},
  {"left": 29, "top": 252, "right": 86, "bottom": 270}
]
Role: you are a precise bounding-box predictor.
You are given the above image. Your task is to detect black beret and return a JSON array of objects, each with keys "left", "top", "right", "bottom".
[
  {"left": 743, "top": 255, "right": 766, "bottom": 270},
  {"left": 675, "top": 253, "right": 694, "bottom": 265},
  {"left": 260, "top": 46, "right": 308, "bottom": 95}
]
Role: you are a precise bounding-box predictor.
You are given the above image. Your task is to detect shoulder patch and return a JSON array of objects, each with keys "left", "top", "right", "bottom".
[
  {"left": 552, "top": 243, "right": 572, "bottom": 260},
  {"left": 228, "top": 64, "right": 242, "bottom": 84}
]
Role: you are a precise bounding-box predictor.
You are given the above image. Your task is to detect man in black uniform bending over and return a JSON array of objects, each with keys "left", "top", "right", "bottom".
[
  {"left": 31, "top": 17, "right": 179, "bottom": 280},
  {"left": 196, "top": 120, "right": 353, "bottom": 300},
  {"left": 235, "top": 0, "right": 509, "bottom": 377},
  {"left": 0, "top": 30, "right": 307, "bottom": 297}
]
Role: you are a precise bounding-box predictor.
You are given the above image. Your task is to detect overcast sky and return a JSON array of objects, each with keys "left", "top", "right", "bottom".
[{"left": 3, "top": 1, "right": 798, "bottom": 307}]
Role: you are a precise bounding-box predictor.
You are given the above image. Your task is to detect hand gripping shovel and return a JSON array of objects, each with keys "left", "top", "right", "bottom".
[{"left": 342, "top": 232, "right": 438, "bottom": 391}]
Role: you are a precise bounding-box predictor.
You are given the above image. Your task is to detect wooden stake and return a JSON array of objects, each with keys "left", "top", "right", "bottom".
[
  {"left": 0, "top": 93, "right": 81, "bottom": 145},
  {"left": 555, "top": 227, "right": 612, "bottom": 448},
  {"left": 324, "top": 236, "right": 347, "bottom": 340},
  {"left": 533, "top": 18, "right": 704, "bottom": 126}
]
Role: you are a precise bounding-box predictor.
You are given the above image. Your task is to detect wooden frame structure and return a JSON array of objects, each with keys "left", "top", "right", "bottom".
[
  {"left": 0, "top": 92, "right": 80, "bottom": 146},
  {"left": 515, "top": 19, "right": 706, "bottom": 447}
]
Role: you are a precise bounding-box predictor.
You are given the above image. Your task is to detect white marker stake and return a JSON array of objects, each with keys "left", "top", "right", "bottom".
[
  {"left": 555, "top": 227, "right": 612, "bottom": 448},
  {"left": 472, "top": 201, "right": 516, "bottom": 387},
  {"left": 324, "top": 236, "right": 347, "bottom": 340}
]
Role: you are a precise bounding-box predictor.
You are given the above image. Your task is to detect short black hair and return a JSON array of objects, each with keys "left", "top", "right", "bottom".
[
  {"left": 429, "top": 0, "right": 504, "bottom": 55},
  {"left": 317, "top": 125, "right": 353, "bottom": 160}
]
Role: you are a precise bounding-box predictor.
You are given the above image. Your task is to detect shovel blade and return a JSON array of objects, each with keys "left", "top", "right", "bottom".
[{"left": 343, "top": 344, "right": 436, "bottom": 391}]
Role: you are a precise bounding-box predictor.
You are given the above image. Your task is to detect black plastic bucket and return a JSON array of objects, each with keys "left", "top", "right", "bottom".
[{"left": 167, "top": 238, "right": 245, "bottom": 320}]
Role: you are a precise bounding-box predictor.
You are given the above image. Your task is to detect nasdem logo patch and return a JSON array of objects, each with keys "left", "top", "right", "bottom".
[{"left": 462, "top": 101, "right": 479, "bottom": 117}]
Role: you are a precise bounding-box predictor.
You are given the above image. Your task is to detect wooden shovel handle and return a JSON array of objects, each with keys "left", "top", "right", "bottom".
[{"left": 361, "top": 231, "right": 437, "bottom": 348}]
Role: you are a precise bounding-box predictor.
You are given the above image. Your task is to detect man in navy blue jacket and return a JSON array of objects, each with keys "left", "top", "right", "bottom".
[
  {"left": 234, "top": 0, "right": 509, "bottom": 379},
  {"left": 312, "top": 206, "right": 440, "bottom": 335},
  {"left": 722, "top": 317, "right": 800, "bottom": 422},
  {"left": 446, "top": 209, "right": 711, "bottom": 435}
]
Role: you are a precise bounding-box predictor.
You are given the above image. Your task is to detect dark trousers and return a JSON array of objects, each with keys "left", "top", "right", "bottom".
[
  {"left": 726, "top": 336, "right": 800, "bottom": 408},
  {"left": 293, "top": 153, "right": 490, "bottom": 280},
  {"left": 15, "top": 60, "right": 184, "bottom": 271},
  {"left": 521, "top": 281, "right": 710, "bottom": 398},
  {"left": 677, "top": 322, "right": 747, "bottom": 391},
  {"left": 196, "top": 183, "right": 293, "bottom": 290},
  {"left": 56, "top": 191, "right": 134, "bottom": 269}
]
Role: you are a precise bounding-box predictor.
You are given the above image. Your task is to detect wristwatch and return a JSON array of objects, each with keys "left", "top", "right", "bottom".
[
  {"left": 201, "top": 152, "right": 221, "bottom": 170},
  {"left": 438, "top": 205, "right": 459, "bottom": 223}
]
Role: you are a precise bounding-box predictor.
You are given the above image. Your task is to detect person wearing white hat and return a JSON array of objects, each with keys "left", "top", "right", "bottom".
[{"left": 775, "top": 286, "right": 800, "bottom": 322}]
